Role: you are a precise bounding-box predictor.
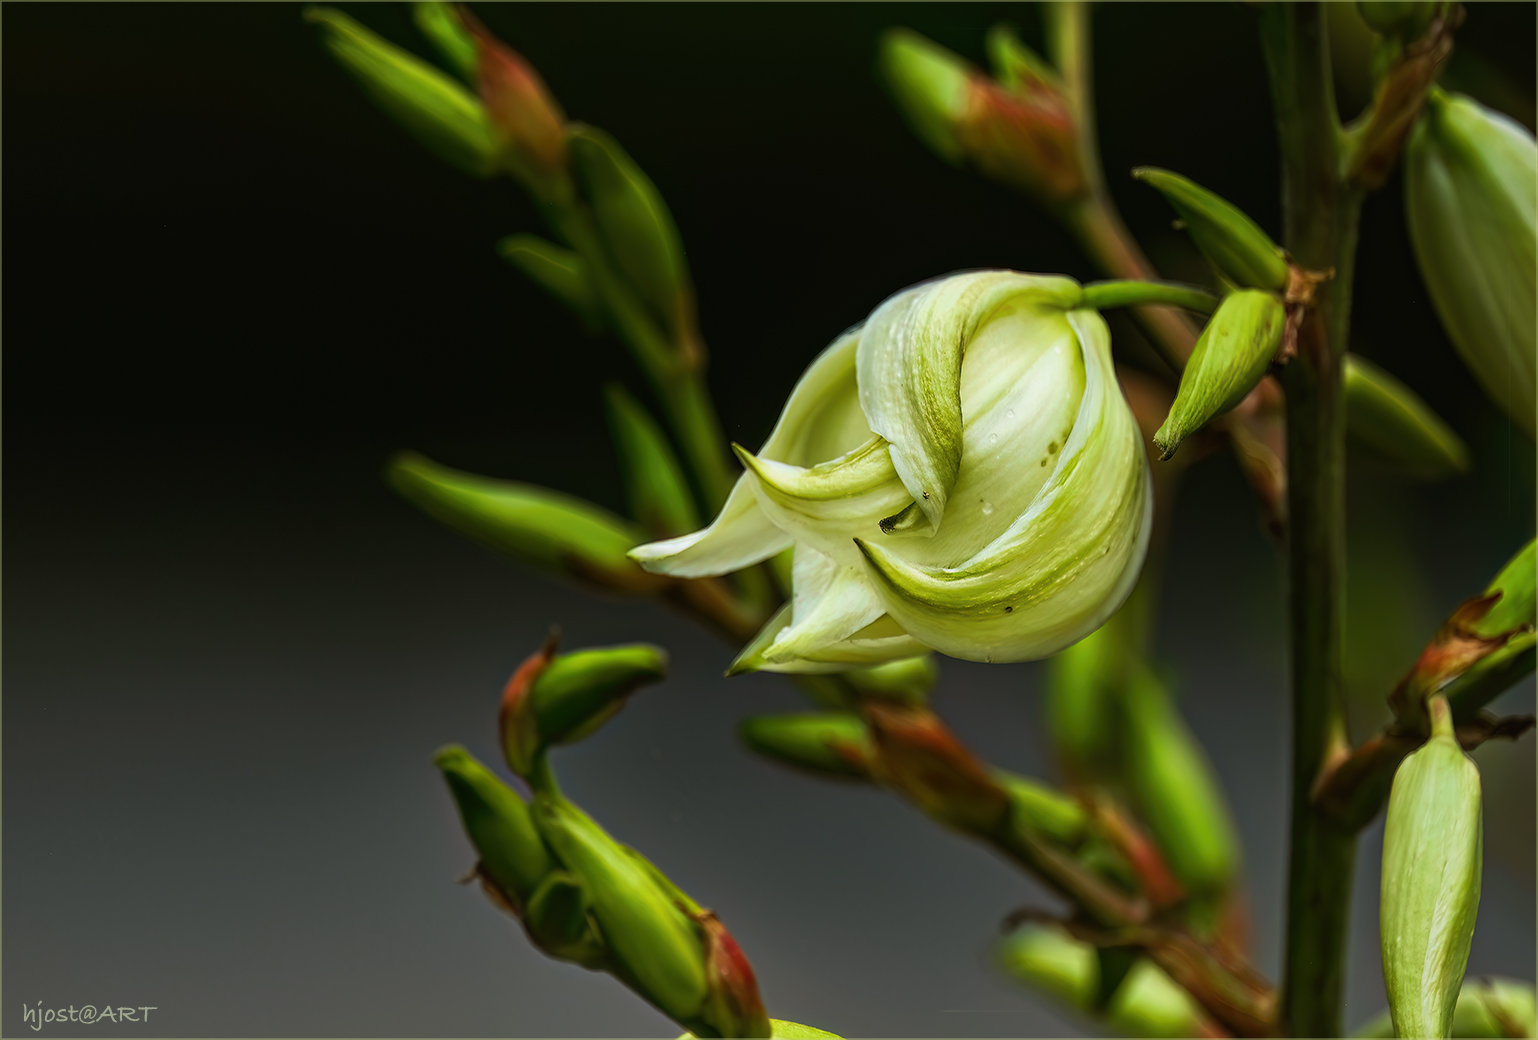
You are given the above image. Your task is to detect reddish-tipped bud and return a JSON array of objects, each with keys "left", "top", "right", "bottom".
[
  {"left": 694, "top": 912, "right": 772, "bottom": 1039},
  {"left": 880, "top": 28, "right": 1087, "bottom": 207},
  {"left": 459, "top": 10, "right": 569, "bottom": 200}
]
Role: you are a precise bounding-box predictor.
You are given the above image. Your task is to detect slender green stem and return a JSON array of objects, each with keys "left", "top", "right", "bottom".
[
  {"left": 1259, "top": 5, "right": 1364, "bottom": 1036},
  {"left": 1081, "top": 280, "right": 1219, "bottom": 321}
]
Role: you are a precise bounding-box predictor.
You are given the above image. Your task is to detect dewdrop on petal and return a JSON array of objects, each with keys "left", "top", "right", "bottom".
[{"left": 630, "top": 270, "right": 1151, "bottom": 672}]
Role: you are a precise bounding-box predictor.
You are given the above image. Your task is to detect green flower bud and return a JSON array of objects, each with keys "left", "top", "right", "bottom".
[
  {"left": 739, "top": 713, "right": 875, "bottom": 780},
  {"left": 843, "top": 655, "right": 939, "bottom": 704},
  {"left": 1121, "top": 667, "right": 1239, "bottom": 895},
  {"left": 524, "top": 870, "right": 607, "bottom": 967},
  {"left": 387, "top": 451, "right": 667, "bottom": 595},
  {"left": 633, "top": 271, "right": 1150, "bottom": 671},
  {"left": 878, "top": 30, "right": 970, "bottom": 164},
  {"left": 994, "top": 770, "right": 1089, "bottom": 846},
  {"left": 1356, "top": 1, "right": 1443, "bottom": 41},
  {"left": 996, "top": 924, "right": 1216, "bottom": 1037},
  {"left": 1381, "top": 695, "right": 1483, "bottom": 1040},
  {"left": 1344, "top": 353, "right": 1470, "bottom": 477},
  {"left": 412, "top": 1, "right": 478, "bottom": 83},
  {"left": 1153, "top": 290, "right": 1285, "bottom": 460},
  {"left": 880, "top": 29, "right": 1086, "bottom": 206},
  {"left": 1405, "top": 90, "right": 1536, "bottom": 439},
  {"left": 532, "top": 794, "right": 709, "bottom": 1023},
  {"left": 1045, "top": 619, "right": 1125, "bottom": 784},
  {"left": 568, "top": 125, "right": 692, "bottom": 338},
  {"left": 498, "top": 234, "right": 604, "bottom": 329},
  {"left": 461, "top": 9, "right": 570, "bottom": 202},
  {"left": 603, "top": 385, "right": 702, "bottom": 538},
  {"left": 1132, "top": 168, "right": 1290, "bottom": 293},
  {"left": 433, "top": 745, "right": 554, "bottom": 907},
  {"left": 1477, "top": 539, "right": 1537, "bottom": 640},
  {"left": 305, "top": 6, "right": 500, "bottom": 178}
]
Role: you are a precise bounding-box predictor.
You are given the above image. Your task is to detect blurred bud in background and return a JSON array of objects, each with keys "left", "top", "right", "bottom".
[
  {"left": 1343, "top": 353, "right": 1469, "bottom": 478},
  {"left": 1405, "top": 90, "right": 1536, "bottom": 439},
  {"left": 879, "top": 27, "right": 1087, "bottom": 209}
]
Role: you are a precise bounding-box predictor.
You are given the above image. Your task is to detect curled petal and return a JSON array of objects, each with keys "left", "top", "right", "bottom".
[
  {"left": 627, "top": 476, "right": 788, "bottom": 578},
  {"left": 855, "top": 309, "right": 1151, "bottom": 662},
  {"left": 857, "top": 271, "right": 1082, "bottom": 531}
]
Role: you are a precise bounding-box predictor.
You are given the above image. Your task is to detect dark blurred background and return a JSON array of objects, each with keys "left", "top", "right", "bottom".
[{"left": 5, "top": 3, "right": 1534, "bottom": 1037}]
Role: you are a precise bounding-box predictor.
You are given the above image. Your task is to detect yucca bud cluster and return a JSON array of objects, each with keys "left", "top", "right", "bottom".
[
  {"left": 1405, "top": 90, "right": 1537, "bottom": 440},
  {"left": 1380, "top": 695, "right": 1484, "bottom": 1040},
  {"left": 879, "top": 26, "right": 1088, "bottom": 208},
  {"left": 632, "top": 270, "right": 1151, "bottom": 670},
  {"left": 436, "top": 638, "right": 776, "bottom": 1038}
]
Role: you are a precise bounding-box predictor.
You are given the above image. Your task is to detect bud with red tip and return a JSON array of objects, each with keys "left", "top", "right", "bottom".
[{"left": 880, "top": 28, "right": 1087, "bottom": 208}]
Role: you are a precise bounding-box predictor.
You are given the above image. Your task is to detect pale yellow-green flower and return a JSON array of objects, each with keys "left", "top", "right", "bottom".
[{"left": 630, "top": 271, "right": 1151, "bottom": 672}]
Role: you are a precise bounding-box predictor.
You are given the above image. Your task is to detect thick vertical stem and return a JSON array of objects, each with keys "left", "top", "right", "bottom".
[{"left": 1260, "top": 5, "right": 1363, "bottom": 1036}]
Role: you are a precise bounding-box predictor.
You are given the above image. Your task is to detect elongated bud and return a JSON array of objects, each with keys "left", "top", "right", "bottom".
[
  {"left": 387, "top": 451, "right": 668, "bottom": 595},
  {"left": 524, "top": 870, "right": 609, "bottom": 967},
  {"left": 1356, "top": 1, "right": 1444, "bottom": 40},
  {"left": 433, "top": 745, "right": 554, "bottom": 908},
  {"left": 880, "top": 29, "right": 1086, "bottom": 206},
  {"left": 994, "top": 770, "right": 1088, "bottom": 846},
  {"left": 1121, "top": 667, "right": 1238, "bottom": 896},
  {"left": 1046, "top": 621, "right": 1125, "bottom": 785},
  {"left": 1154, "top": 290, "right": 1285, "bottom": 460},
  {"left": 603, "top": 385, "right": 701, "bottom": 538},
  {"left": 459, "top": 8, "right": 569, "bottom": 202},
  {"left": 1344, "top": 353, "right": 1469, "bottom": 477},
  {"left": 412, "top": 2, "right": 478, "bottom": 82},
  {"left": 568, "top": 125, "right": 692, "bottom": 337},
  {"left": 531, "top": 795, "right": 708, "bottom": 1022},
  {"left": 1406, "top": 90, "right": 1537, "bottom": 439},
  {"left": 498, "top": 234, "right": 604, "bottom": 329},
  {"left": 739, "top": 713, "right": 875, "bottom": 780},
  {"left": 694, "top": 912, "right": 772, "bottom": 1038},
  {"left": 305, "top": 7, "right": 500, "bottom": 178},
  {"left": 1381, "top": 695, "right": 1483, "bottom": 1039},
  {"left": 844, "top": 655, "right": 939, "bottom": 705},
  {"left": 997, "top": 922, "right": 1098, "bottom": 1012},
  {"left": 1132, "top": 168, "right": 1289, "bottom": 293},
  {"left": 500, "top": 637, "right": 668, "bottom": 776}
]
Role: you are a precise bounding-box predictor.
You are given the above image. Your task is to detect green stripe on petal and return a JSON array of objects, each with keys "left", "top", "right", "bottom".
[
  {"left": 855, "top": 308, "right": 1150, "bottom": 662},
  {"left": 857, "top": 272, "right": 1083, "bottom": 532}
]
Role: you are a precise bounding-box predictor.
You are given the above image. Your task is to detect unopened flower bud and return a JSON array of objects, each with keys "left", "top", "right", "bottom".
[
  {"left": 458, "top": 9, "right": 569, "bottom": 201},
  {"left": 633, "top": 271, "right": 1150, "bottom": 670},
  {"left": 994, "top": 770, "right": 1089, "bottom": 846},
  {"left": 997, "top": 922, "right": 1098, "bottom": 1012},
  {"left": 524, "top": 870, "right": 607, "bottom": 967},
  {"left": 844, "top": 655, "right": 939, "bottom": 704},
  {"left": 498, "top": 233, "right": 604, "bottom": 329},
  {"left": 1355, "top": 977, "right": 1538, "bottom": 1037},
  {"left": 433, "top": 745, "right": 555, "bottom": 908},
  {"left": 1046, "top": 619, "right": 1126, "bottom": 785},
  {"left": 738, "top": 713, "right": 875, "bottom": 780},
  {"left": 412, "top": 1, "right": 478, "bottom": 82},
  {"left": 305, "top": 6, "right": 500, "bottom": 178},
  {"left": 1154, "top": 290, "right": 1285, "bottom": 460},
  {"left": 532, "top": 794, "right": 709, "bottom": 1024},
  {"left": 1132, "top": 168, "right": 1289, "bottom": 293},
  {"left": 880, "top": 29, "right": 1086, "bottom": 206},
  {"left": 1356, "top": 1, "right": 1445, "bottom": 41},
  {"left": 568, "top": 125, "right": 693, "bottom": 340},
  {"left": 388, "top": 451, "right": 668, "bottom": 595},
  {"left": 1121, "top": 667, "right": 1239, "bottom": 896},
  {"left": 500, "top": 636, "right": 668, "bottom": 777},
  {"left": 1381, "top": 695, "right": 1483, "bottom": 1040},
  {"left": 1406, "top": 90, "right": 1536, "bottom": 439},
  {"left": 695, "top": 911, "right": 772, "bottom": 1039},
  {"left": 604, "top": 385, "right": 702, "bottom": 538},
  {"left": 1344, "top": 353, "right": 1469, "bottom": 477}
]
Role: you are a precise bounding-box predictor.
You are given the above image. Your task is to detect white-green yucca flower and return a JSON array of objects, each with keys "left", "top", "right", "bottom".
[{"left": 630, "top": 271, "right": 1151, "bottom": 673}]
